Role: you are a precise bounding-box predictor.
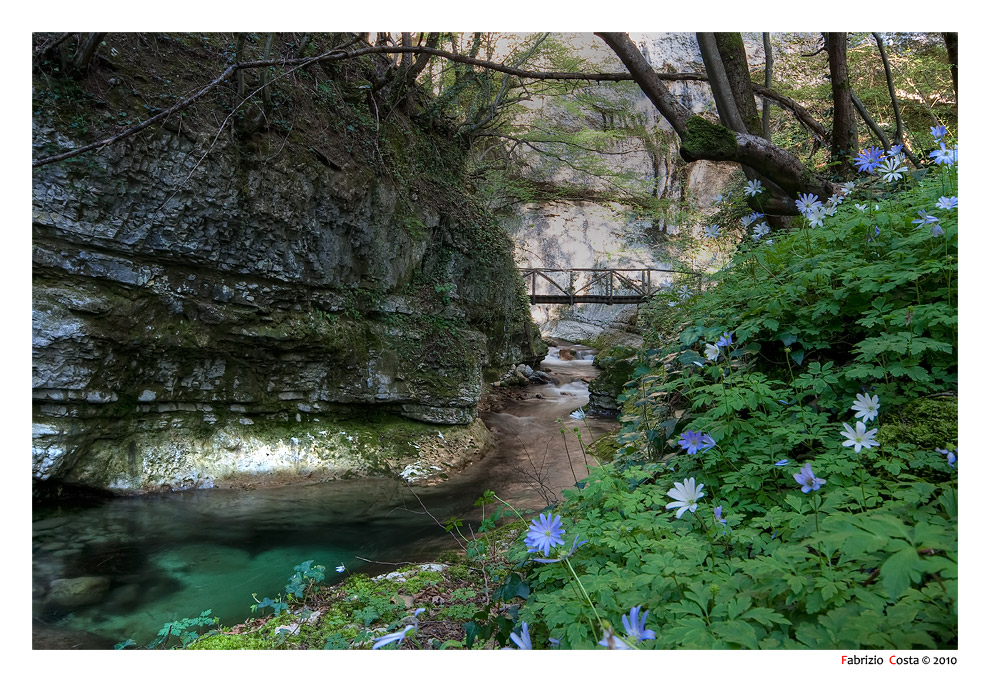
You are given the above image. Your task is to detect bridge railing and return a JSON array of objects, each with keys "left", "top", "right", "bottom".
[{"left": 519, "top": 267, "right": 701, "bottom": 304}]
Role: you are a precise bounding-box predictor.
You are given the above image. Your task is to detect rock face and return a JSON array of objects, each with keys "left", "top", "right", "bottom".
[
  {"left": 32, "top": 54, "right": 545, "bottom": 493},
  {"left": 504, "top": 33, "right": 761, "bottom": 343}
]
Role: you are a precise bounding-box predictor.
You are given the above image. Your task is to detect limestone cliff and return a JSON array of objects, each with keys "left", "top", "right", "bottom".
[
  {"left": 503, "top": 33, "right": 761, "bottom": 342},
  {"left": 32, "top": 34, "right": 545, "bottom": 494}
]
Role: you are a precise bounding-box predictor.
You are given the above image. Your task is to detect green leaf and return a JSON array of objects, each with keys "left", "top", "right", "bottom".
[
  {"left": 713, "top": 620, "right": 760, "bottom": 649},
  {"left": 880, "top": 545, "right": 926, "bottom": 600}
]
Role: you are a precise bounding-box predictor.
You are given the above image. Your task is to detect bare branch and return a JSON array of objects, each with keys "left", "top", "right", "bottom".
[
  {"left": 33, "top": 33, "right": 71, "bottom": 60},
  {"left": 34, "top": 40, "right": 828, "bottom": 169},
  {"left": 34, "top": 64, "right": 237, "bottom": 168},
  {"left": 850, "top": 88, "right": 890, "bottom": 151}
]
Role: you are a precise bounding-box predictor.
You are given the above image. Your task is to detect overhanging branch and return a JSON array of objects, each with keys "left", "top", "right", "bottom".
[{"left": 34, "top": 41, "right": 828, "bottom": 169}]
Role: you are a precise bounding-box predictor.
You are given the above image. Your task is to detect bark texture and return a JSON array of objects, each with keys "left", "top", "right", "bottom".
[{"left": 826, "top": 33, "right": 856, "bottom": 176}]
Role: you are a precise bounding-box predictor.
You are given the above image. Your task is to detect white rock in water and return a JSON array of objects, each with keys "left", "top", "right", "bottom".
[{"left": 46, "top": 576, "right": 110, "bottom": 608}]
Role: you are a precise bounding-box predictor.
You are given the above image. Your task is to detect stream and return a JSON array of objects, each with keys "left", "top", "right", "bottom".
[{"left": 31, "top": 344, "right": 615, "bottom": 649}]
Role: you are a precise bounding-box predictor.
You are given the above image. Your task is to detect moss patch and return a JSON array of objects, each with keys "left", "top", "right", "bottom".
[
  {"left": 877, "top": 396, "right": 958, "bottom": 452},
  {"left": 681, "top": 115, "right": 738, "bottom": 161}
]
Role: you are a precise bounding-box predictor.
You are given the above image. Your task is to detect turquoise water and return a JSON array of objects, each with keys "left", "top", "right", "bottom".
[
  {"left": 32, "top": 476, "right": 484, "bottom": 648},
  {"left": 32, "top": 346, "right": 608, "bottom": 649}
]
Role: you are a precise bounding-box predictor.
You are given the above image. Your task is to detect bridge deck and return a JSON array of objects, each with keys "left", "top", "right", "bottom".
[
  {"left": 520, "top": 267, "right": 700, "bottom": 305},
  {"left": 530, "top": 295, "right": 649, "bottom": 305}
]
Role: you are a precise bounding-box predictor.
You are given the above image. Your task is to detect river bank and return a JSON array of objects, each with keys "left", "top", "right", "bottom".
[{"left": 32, "top": 342, "right": 618, "bottom": 649}]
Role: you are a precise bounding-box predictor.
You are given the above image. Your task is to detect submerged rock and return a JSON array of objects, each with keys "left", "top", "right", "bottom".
[{"left": 46, "top": 576, "right": 110, "bottom": 609}]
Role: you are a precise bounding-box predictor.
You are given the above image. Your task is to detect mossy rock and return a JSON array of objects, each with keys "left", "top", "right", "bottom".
[
  {"left": 586, "top": 433, "right": 621, "bottom": 463},
  {"left": 592, "top": 345, "right": 638, "bottom": 370},
  {"left": 877, "top": 396, "right": 957, "bottom": 452}
]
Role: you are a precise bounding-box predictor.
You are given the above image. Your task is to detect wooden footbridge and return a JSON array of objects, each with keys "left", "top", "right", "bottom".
[{"left": 519, "top": 267, "right": 701, "bottom": 305}]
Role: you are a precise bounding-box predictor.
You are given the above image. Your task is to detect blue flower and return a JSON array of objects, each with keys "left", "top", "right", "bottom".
[
  {"left": 599, "top": 627, "right": 633, "bottom": 649},
  {"left": 532, "top": 534, "right": 588, "bottom": 564},
  {"left": 713, "top": 505, "right": 728, "bottom": 526},
  {"left": 716, "top": 332, "right": 733, "bottom": 347},
  {"left": 929, "top": 142, "right": 957, "bottom": 166},
  {"left": 795, "top": 193, "right": 822, "bottom": 215},
  {"left": 700, "top": 434, "right": 717, "bottom": 451},
  {"left": 622, "top": 606, "right": 656, "bottom": 642},
  {"left": 752, "top": 222, "right": 770, "bottom": 241},
  {"left": 936, "top": 448, "right": 956, "bottom": 468},
  {"left": 524, "top": 513, "right": 565, "bottom": 557},
  {"left": 744, "top": 179, "right": 764, "bottom": 196},
  {"left": 774, "top": 459, "right": 789, "bottom": 466},
  {"left": 677, "top": 430, "right": 705, "bottom": 454},
  {"left": 854, "top": 146, "right": 884, "bottom": 173},
  {"left": 931, "top": 125, "right": 947, "bottom": 141},
  {"left": 372, "top": 625, "right": 415, "bottom": 649},
  {"left": 931, "top": 224, "right": 945, "bottom": 237},
  {"left": 936, "top": 196, "right": 958, "bottom": 210},
  {"left": 509, "top": 621, "right": 532, "bottom": 650},
  {"left": 887, "top": 143, "right": 904, "bottom": 156},
  {"left": 912, "top": 210, "right": 939, "bottom": 226},
  {"left": 335, "top": 563, "right": 346, "bottom": 573},
  {"left": 703, "top": 224, "right": 721, "bottom": 238},
  {"left": 793, "top": 462, "right": 826, "bottom": 493}
]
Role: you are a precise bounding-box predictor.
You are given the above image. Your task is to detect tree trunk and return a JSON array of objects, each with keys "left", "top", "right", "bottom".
[
  {"left": 235, "top": 34, "right": 248, "bottom": 99},
  {"left": 401, "top": 33, "right": 412, "bottom": 68},
  {"left": 826, "top": 32, "right": 857, "bottom": 177},
  {"left": 71, "top": 32, "right": 106, "bottom": 74},
  {"left": 596, "top": 32, "right": 689, "bottom": 135},
  {"left": 762, "top": 33, "right": 773, "bottom": 140},
  {"left": 260, "top": 33, "right": 275, "bottom": 108},
  {"left": 942, "top": 32, "right": 958, "bottom": 100},
  {"left": 596, "top": 32, "right": 834, "bottom": 212},
  {"left": 713, "top": 32, "right": 762, "bottom": 137},
  {"left": 696, "top": 33, "right": 747, "bottom": 134}
]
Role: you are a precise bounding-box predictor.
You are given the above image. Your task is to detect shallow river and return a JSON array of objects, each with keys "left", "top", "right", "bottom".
[{"left": 32, "top": 345, "right": 614, "bottom": 649}]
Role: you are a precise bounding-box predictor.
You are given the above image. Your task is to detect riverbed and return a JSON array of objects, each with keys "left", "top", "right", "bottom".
[{"left": 31, "top": 344, "right": 615, "bottom": 649}]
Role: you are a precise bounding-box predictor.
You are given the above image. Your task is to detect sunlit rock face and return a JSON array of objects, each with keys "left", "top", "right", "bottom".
[
  {"left": 32, "top": 100, "right": 543, "bottom": 493},
  {"left": 502, "top": 33, "right": 766, "bottom": 342}
]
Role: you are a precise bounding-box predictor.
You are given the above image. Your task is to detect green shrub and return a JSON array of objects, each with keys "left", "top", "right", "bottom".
[{"left": 507, "top": 162, "right": 957, "bottom": 649}]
